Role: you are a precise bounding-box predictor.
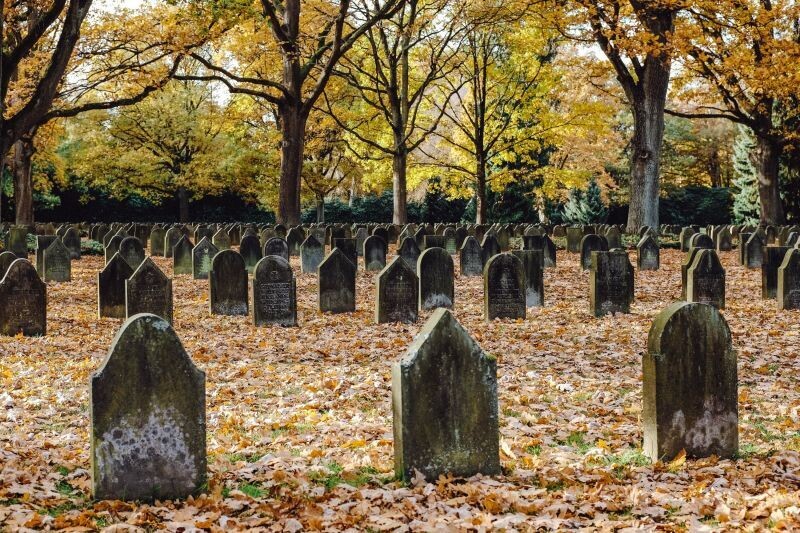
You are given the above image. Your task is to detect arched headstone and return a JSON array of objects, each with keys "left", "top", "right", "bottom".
[
  {"left": 252, "top": 256, "right": 297, "bottom": 326},
  {"left": 0, "top": 259, "right": 46, "bottom": 336},
  {"left": 119, "top": 237, "right": 145, "bottom": 270},
  {"left": 209, "top": 250, "right": 248, "bottom": 316},
  {"left": 318, "top": 248, "right": 356, "bottom": 313},
  {"left": 376, "top": 257, "right": 418, "bottom": 324},
  {"left": 418, "top": 248, "right": 454, "bottom": 310},
  {"left": 484, "top": 253, "right": 525, "bottom": 321},
  {"left": 98, "top": 253, "right": 134, "bottom": 319}
]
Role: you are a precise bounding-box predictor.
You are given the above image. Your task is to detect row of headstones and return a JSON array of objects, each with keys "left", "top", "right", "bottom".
[{"left": 89, "top": 297, "right": 736, "bottom": 501}]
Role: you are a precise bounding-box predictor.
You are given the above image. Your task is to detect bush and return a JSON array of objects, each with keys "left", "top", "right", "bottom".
[{"left": 659, "top": 186, "right": 732, "bottom": 226}]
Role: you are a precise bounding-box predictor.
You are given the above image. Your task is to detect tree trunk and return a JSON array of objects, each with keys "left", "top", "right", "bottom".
[
  {"left": 626, "top": 69, "right": 669, "bottom": 233},
  {"left": 392, "top": 144, "right": 407, "bottom": 225},
  {"left": 13, "top": 138, "right": 35, "bottom": 227},
  {"left": 177, "top": 186, "right": 190, "bottom": 223},
  {"left": 752, "top": 134, "right": 784, "bottom": 225},
  {"left": 278, "top": 105, "right": 306, "bottom": 225},
  {"left": 475, "top": 154, "right": 487, "bottom": 224},
  {"left": 316, "top": 195, "right": 325, "bottom": 223}
]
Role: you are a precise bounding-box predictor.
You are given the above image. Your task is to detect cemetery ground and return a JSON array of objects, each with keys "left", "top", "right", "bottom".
[{"left": 1, "top": 247, "right": 799, "bottom": 530}]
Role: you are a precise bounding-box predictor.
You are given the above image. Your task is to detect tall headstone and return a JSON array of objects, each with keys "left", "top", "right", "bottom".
[
  {"left": 300, "top": 235, "right": 324, "bottom": 274},
  {"left": 715, "top": 226, "right": 732, "bottom": 252},
  {"left": 192, "top": 238, "right": 219, "bottom": 280},
  {"left": 43, "top": 238, "right": 72, "bottom": 282},
  {"left": 125, "top": 258, "right": 173, "bottom": 323},
  {"left": 679, "top": 228, "right": 697, "bottom": 252},
  {"left": 98, "top": 253, "right": 134, "bottom": 319},
  {"left": 589, "top": 250, "right": 634, "bottom": 317},
  {"left": 118, "top": 236, "right": 145, "bottom": 270},
  {"left": 252, "top": 256, "right": 297, "bottom": 326},
  {"left": 418, "top": 248, "right": 454, "bottom": 310},
  {"left": 354, "top": 227, "right": 369, "bottom": 256},
  {"left": 523, "top": 235, "right": 556, "bottom": 268},
  {"left": 686, "top": 249, "right": 725, "bottom": 309},
  {"left": 566, "top": 227, "right": 583, "bottom": 253},
  {"left": 483, "top": 253, "right": 525, "bottom": 321},
  {"left": 263, "top": 237, "right": 289, "bottom": 261},
  {"left": 91, "top": 314, "right": 206, "bottom": 501},
  {"left": 580, "top": 234, "right": 608, "bottom": 271},
  {"left": 333, "top": 237, "right": 358, "bottom": 269},
  {"left": 643, "top": 302, "right": 737, "bottom": 460},
  {"left": 0, "top": 259, "right": 46, "bottom": 336},
  {"left": 376, "top": 257, "right": 419, "bottom": 324},
  {"left": 238, "top": 234, "right": 263, "bottom": 273},
  {"left": 744, "top": 232, "right": 765, "bottom": 269},
  {"left": 209, "top": 250, "right": 248, "bottom": 316},
  {"left": 149, "top": 227, "right": 166, "bottom": 256},
  {"left": 173, "top": 235, "right": 194, "bottom": 275},
  {"left": 459, "top": 236, "right": 483, "bottom": 276},
  {"left": 62, "top": 227, "right": 82, "bottom": 260},
  {"left": 512, "top": 250, "right": 544, "bottom": 308},
  {"left": 163, "top": 227, "right": 182, "bottom": 258},
  {"left": 393, "top": 309, "right": 499, "bottom": 481},
  {"left": 398, "top": 237, "right": 421, "bottom": 274},
  {"left": 364, "top": 235, "right": 387, "bottom": 271},
  {"left": 605, "top": 226, "right": 622, "bottom": 249},
  {"left": 7, "top": 227, "right": 28, "bottom": 259},
  {"left": 636, "top": 235, "right": 660, "bottom": 270},
  {"left": 762, "top": 246, "right": 789, "bottom": 299},
  {"left": 318, "top": 248, "right": 356, "bottom": 313},
  {"left": 778, "top": 248, "right": 800, "bottom": 310},
  {"left": 212, "top": 228, "right": 231, "bottom": 251},
  {"left": 480, "top": 234, "right": 501, "bottom": 266},
  {"left": 286, "top": 227, "right": 305, "bottom": 256}
]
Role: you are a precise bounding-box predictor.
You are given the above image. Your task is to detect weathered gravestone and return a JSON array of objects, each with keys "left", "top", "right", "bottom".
[
  {"left": 715, "top": 226, "right": 733, "bottom": 252},
  {"left": 589, "top": 250, "right": 634, "bottom": 317},
  {"left": 364, "top": 235, "right": 387, "bottom": 271},
  {"left": 484, "top": 253, "right": 525, "bottom": 321},
  {"left": 62, "top": 227, "right": 81, "bottom": 260},
  {"left": 212, "top": 228, "right": 231, "bottom": 251},
  {"left": 680, "top": 246, "right": 708, "bottom": 300},
  {"left": 318, "top": 248, "right": 356, "bottom": 313},
  {"left": 163, "top": 227, "right": 182, "bottom": 258},
  {"left": 744, "top": 233, "right": 765, "bottom": 268},
  {"left": 334, "top": 238, "right": 358, "bottom": 269},
  {"left": 263, "top": 237, "right": 289, "bottom": 261},
  {"left": 689, "top": 233, "right": 714, "bottom": 250},
  {"left": 459, "top": 236, "right": 483, "bottom": 277},
  {"left": 192, "top": 238, "right": 219, "bottom": 280},
  {"left": 194, "top": 225, "right": 213, "bottom": 243},
  {"left": 125, "top": 258, "right": 173, "bottom": 323},
  {"left": 173, "top": 235, "right": 194, "bottom": 275},
  {"left": 512, "top": 250, "right": 544, "bottom": 308},
  {"left": 778, "top": 248, "right": 800, "bottom": 310},
  {"left": 523, "top": 235, "right": 556, "bottom": 268},
  {"left": 286, "top": 227, "right": 305, "bottom": 256},
  {"left": 209, "top": 250, "right": 248, "bottom": 316},
  {"left": 423, "top": 235, "right": 446, "bottom": 250},
  {"left": 0, "top": 259, "right": 46, "bottom": 336},
  {"left": 98, "top": 253, "right": 134, "bottom": 319},
  {"left": 679, "top": 228, "right": 697, "bottom": 252},
  {"left": 376, "top": 257, "right": 419, "bottom": 324},
  {"left": 238, "top": 234, "right": 263, "bottom": 273},
  {"left": 43, "top": 238, "right": 72, "bottom": 282},
  {"left": 398, "top": 237, "right": 421, "bottom": 274},
  {"left": 637, "top": 235, "right": 660, "bottom": 270},
  {"left": 643, "top": 302, "right": 737, "bottom": 460},
  {"left": 418, "top": 247, "right": 454, "bottom": 310},
  {"left": 686, "top": 249, "right": 725, "bottom": 309},
  {"left": 149, "top": 227, "right": 166, "bottom": 256},
  {"left": 104, "top": 235, "right": 124, "bottom": 266},
  {"left": 762, "top": 246, "right": 789, "bottom": 299},
  {"left": 118, "top": 237, "right": 145, "bottom": 270},
  {"left": 91, "top": 313, "right": 206, "bottom": 501},
  {"left": 0, "top": 251, "right": 17, "bottom": 279},
  {"left": 481, "top": 234, "right": 501, "bottom": 266},
  {"left": 300, "top": 235, "right": 325, "bottom": 274},
  {"left": 605, "top": 227, "right": 622, "bottom": 249},
  {"left": 738, "top": 232, "right": 752, "bottom": 265},
  {"left": 580, "top": 234, "right": 608, "bottom": 271},
  {"left": 566, "top": 227, "right": 583, "bottom": 253},
  {"left": 7, "top": 227, "right": 28, "bottom": 258},
  {"left": 252, "top": 256, "right": 297, "bottom": 326},
  {"left": 443, "top": 228, "right": 458, "bottom": 254},
  {"left": 392, "top": 308, "right": 499, "bottom": 481},
  {"left": 354, "top": 228, "right": 369, "bottom": 256}
]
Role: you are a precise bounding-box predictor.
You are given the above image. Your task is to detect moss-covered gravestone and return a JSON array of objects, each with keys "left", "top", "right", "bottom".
[
  {"left": 689, "top": 233, "right": 713, "bottom": 250},
  {"left": 580, "top": 234, "right": 609, "bottom": 271},
  {"left": 43, "top": 238, "right": 72, "bottom": 283},
  {"left": 523, "top": 235, "right": 556, "bottom": 268},
  {"left": 393, "top": 309, "right": 499, "bottom": 481},
  {"left": 149, "top": 227, "right": 166, "bottom": 256},
  {"left": 192, "top": 237, "right": 219, "bottom": 280},
  {"left": 679, "top": 227, "right": 697, "bottom": 252},
  {"left": 605, "top": 226, "right": 622, "bottom": 249},
  {"left": 480, "top": 234, "right": 501, "bottom": 266},
  {"left": 744, "top": 233, "right": 765, "bottom": 269},
  {"left": 398, "top": 237, "right": 421, "bottom": 274},
  {"left": 484, "top": 253, "right": 525, "bottom": 321},
  {"left": 354, "top": 227, "right": 369, "bottom": 257},
  {"left": 252, "top": 256, "right": 297, "bottom": 326},
  {"left": 376, "top": 257, "right": 419, "bottom": 324},
  {"left": 0, "top": 259, "right": 46, "bottom": 336},
  {"left": 644, "top": 302, "right": 737, "bottom": 461},
  {"left": 686, "top": 249, "right": 725, "bottom": 309},
  {"left": 118, "top": 236, "right": 145, "bottom": 270},
  {"left": 163, "top": 227, "right": 182, "bottom": 258},
  {"left": 680, "top": 247, "right": 706, "bottom": 300},
  {"left": 715, "top": 226, "right": 732, "bottom": 252},
  {"left": 98, "top": 253, "right": 134, "bottom": 319},
  {"left": 173, "top": 235, "right": 194, "bottom": 275},
  {"left": 364, "top": 235, "right": 387, "bottom": 272},
  {"left": 762, "top": 246, "right": 789, "bottom": 299},
  {"left": 0, "top": 251, "right": 17, "bottom": 279},
  {"left": 566, "top": 226, "right": 583, "bottom": 253},
  {"left": 239, "top": 234, "right": 263, "bottom": 274},
  {"left": 209, "top": 250, "right": 248, "bottom": 316},
  {"left": 7, "top": 227, "right": 28, "bottom": 259},
  {"left": 91, "top": 314, "right": 205, "bottom": 501},
  {"left": 778, "top": 248, "right": 800, "bottom": 310},
  {"left": 512, "top": 250, "right": 544, "bottom": 308},
  {"left": 125, "top": 258, "right": 173, "bottom": 323},
  {"left": 62, "top": 227, "right": 82, "bottom": 260},
  {"left": 286, "top": 227, "right": 305, "bottom": 256},
  {"left": 418, "top": 247, "right": 454, "bottom": 310},
  {"left": 35, "top": 235, "right": 57, "bottom": 275},
  {"left": 212, "top": 228, "right": 231, "bottom": 251},
  {"left": 263, "top": 237, "right": 289, "bottom": 262},
  {"left": 318, "top": 248, "right": 356, "bottom": 313},
  {"left": 300, "top": 235, "right": 324, "bottom": 274},
  {"left": 636, "top": 235, "right": 660, "bottom": 271},
  {"left": 443, "top": 228, "right": 457, "bottom": 254},
  {"left": 194, "top": 224, "right": 213, "bottom": 243},
  {"left": 589, "top": 250, "right": 633, "bottom": 317},
  {"left": 459, "top": 236, "right": 483, "bottom": 276}
]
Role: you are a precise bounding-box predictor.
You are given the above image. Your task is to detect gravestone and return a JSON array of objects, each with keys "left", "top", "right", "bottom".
[
  {"left": 43, "top": 238, "right": 72, "bottom": 282},
  {"left": 192, "top": 238, "right": 219, "bottom": 280},
  {"left": 643, "top": 301, "right": 737, "bottom": 460},
  {"left": 605, "top": 227, "right": 622, "bottom": 249},
  {"left": 7, "top": 227, "right": 28, "bottom": 258},
  {"left": 418, "top": 248, "right": 454, "bottom": 310},
  {"left": 376, "top": 257, "right": 419, "bottom": 324},
  {"left": 98, "top": 253, "right": 134, "bottom": 319},
  {"left": 364, "top": 235, "right": 387, "bottom": 271},
  {"left": 715, "top": 226, "right": 732, "bottom": 252},
  {"left": 566, "top": 227, "right": 583, "bottom": 253},
  {"left": 63, "top": 227, "right": 82, "bottom": 260},
  {"left": 423, "top": 235, "right": 446, "bottom": 250},
  {"left": 260, "top": 228, "right": 277, "bottom": 246},
  {"left": 126, "top": 258, "right": 173, "bottom": 323},
  {"left": 393, "top": 309, "right": 499, "bottom": 481},
  {"left": 589, "top": 250, "right": 634, "bottom": 317},
  {"left": 681, "top": 247, "right": 707, "bottom": 300},
  {"left": 0, "top": 251, "right": 17, "bottom": 279},
  {"left": 91, "top": 313, "right": 206, "bottom": 501},
  {"left": 212, "top": 228, "right": 231, "bottom": 251},
  {"left": 0, "top": 259, "right": 46, "bottom": 336},
  {"left": 580, "top": 234, "right": 608, "bottom": 271},
  {"left": 149, "top": 227, "right": 166, "bottom": 256},
  {"left": 443, "top": 228, "right": 458, "bottom": 254},
  {"left": 460, "top": 236, "right": 483, "bottom": 277},
  {"left": 744, "top": 233, "right": 765, "bottom": 268},
  {"left": 512, "top": 250, "right": 544, "bottom": 308},
  {"left": 318, "top": 248, "right": 356, "bottom": 313},
  {"left": 263, "top": 237, "right": 289, "bottom": 261},
  {"left": 484, "top": 253, "right": 526, "bottom": 321},
  {"left": 286, "top": 227, "right": 305, "bottom": 256},
  {"left": 686, "top": 249, "right": 725, "bottom": 309},
  {"left": 104, "top": 235, "right": 124, "bottom": 266},
  {"left": 481, "top": 234, "right": 501, "bottom": 266},
  {"left": 239, "top": 234, "right": 263, "bottom": 273},
  {"left": 173, "top": 235, "right": 194, "bottom": 275},
  {"left": 679, "top": 227, "right": 697, "bottom": 252},
  {"left": 163, "top": 227, "right": 182, "bottom": 258},
  {"left": 778, "top": 248, "right": 800, "bottom": 310},
  {"left": 334, "top": 238, "right": 358, "bottom": 269},
  {"left": 194, "top": 225, "right": 213, "bottom": 243},
  {"left": 689, "top": 233, "right": 714, "bottom": 249},
  {"left": 522, "top": 235, "right": 556, "bottom": 268},
  {"left": 398, "top": 237, "right": 421, "bottom": 274},
  {"left": 300, "top": 235, "right": 324, "bottom": 274},
  {"left": 354, "top": 227, "right": 369, "bottom": 256},
  {"left": 209, "top": 250, "right": 248, "bottom": 315},
  {"left": 274, "top": 224, "right": 287, "bottom": 238},
  {"left": 252, "top": 256, "right": 297, "bottom": 326},
  {"left": 762, "top": 246, "right": 789, "bottom": 299},
  {"left": 636, "top": 235, "right": 660, "bottom": 271},
  {"left": 118, "top": 237, "right": 145, "bottom": 270}
]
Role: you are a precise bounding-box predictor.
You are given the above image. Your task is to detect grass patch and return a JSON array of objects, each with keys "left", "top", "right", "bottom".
[
  {"left": 525, "top": 445, "right": 542, "bottom": 456},
  {"left": 558, "top": 431, "right": 591, "bottom": 454},
  {"left": 309, "top": 462, "right": 345, "bottom": 491},
  {"left": 599, "top": 449, "right": 650, "bottom": 479},
  {"left": 239, "top": 483, "right": 266, "bottom": 499},
  {"left": 226, "top": 452, "right": 263, "bottom": 463}
]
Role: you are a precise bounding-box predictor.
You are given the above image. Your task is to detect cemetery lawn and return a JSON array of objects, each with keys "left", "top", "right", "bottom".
[{"left": 1, "top": 249, "right": 800, "bottom": 530}]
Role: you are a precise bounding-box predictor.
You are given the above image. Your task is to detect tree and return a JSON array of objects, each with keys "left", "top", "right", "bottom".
[
  {"left": 731, "top": 125, "right": 760, "bottom": 225},
  {"left": 179, "top": 0, "right": 404, "bottom": 225},
  {"left": 562, "top": 178, "right": 607, "bottom": 223}
]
